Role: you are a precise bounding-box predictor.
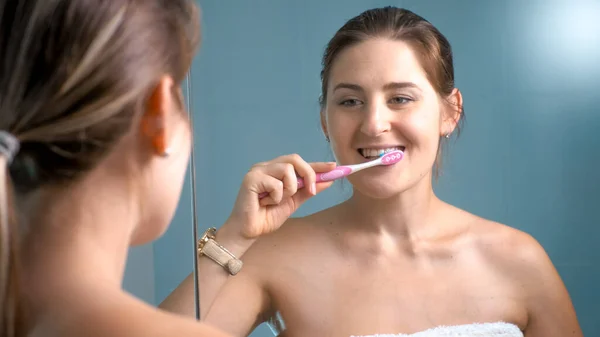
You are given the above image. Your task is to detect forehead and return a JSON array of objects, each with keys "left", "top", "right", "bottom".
[{"left": 328, "top": 38, "right": 432, "bottom": 91}]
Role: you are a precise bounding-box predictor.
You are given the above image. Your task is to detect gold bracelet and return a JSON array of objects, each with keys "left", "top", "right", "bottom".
[{"left": 197, "top": 227, "right": 243, "bottom": 275}]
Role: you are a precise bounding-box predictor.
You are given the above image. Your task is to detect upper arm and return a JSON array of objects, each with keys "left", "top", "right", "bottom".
[
  {"left": 514, "top": 233, "right": 582, "bottom": 337},
  {"left": 203, "top": 241, "right": 274, "bottom": 337},
  {"left": 45, "top": 289, "right": 233, "bottom": 337},
  {"left": 203, "top": 218, "right": 306, "bottom": 337},
  {"left": 203, "top": 268, "right": 270, "bottom": 337}
]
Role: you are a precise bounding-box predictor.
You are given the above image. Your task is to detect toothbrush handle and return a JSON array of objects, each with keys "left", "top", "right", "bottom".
[{"left": 258, "top": 166, "right": 352, "bottom": 199}]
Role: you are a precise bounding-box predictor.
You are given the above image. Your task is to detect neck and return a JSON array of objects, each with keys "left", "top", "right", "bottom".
[
  {"left": 20, "top": 164, "right": 137, "bottom": 316},
  {"left": 344, "top": 173, "right": 445, "bottom": 241}
]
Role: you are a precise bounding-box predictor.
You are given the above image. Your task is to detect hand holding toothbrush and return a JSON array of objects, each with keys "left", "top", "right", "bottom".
[
  {"left": 215, "top": 150, "right": 402, "bottom": 254},
  {"left": 218, "top": 154, "right": 336, "bottom": 247}
]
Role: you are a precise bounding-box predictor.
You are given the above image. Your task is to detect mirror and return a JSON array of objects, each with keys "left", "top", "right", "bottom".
[{"left": 125, "top": 1, "right": 599, "bottom": 336}]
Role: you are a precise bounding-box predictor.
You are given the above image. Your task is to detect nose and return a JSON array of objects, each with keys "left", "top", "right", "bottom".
[{"left": 360, "top": 100, "right": 391, "bottom": 137}]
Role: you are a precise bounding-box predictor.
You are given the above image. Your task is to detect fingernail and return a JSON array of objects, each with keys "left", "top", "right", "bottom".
[{"left": 310, "top": 183, "right": 316, "bottom": 194}]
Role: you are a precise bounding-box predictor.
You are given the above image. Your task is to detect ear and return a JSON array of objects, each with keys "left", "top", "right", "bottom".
[
  {"left": 320, "top": 109, "right": 329, "bottom": 141},
  {"left": 141, "top": 76, "right": 177, "bottom": 156},
  {"left": 440, "top": 88, "right": 463, "bottom": 137}
]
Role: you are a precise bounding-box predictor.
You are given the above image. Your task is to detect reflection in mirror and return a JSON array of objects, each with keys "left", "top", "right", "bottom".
[{"left": 153, "top": 1, "right": 598, "bottom": 337}]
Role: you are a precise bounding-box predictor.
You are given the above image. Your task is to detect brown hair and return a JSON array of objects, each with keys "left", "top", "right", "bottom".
[
  {"left": 0, "top": 0, "right": 200, "bottom": 335},
  {"left": 319, "top": 7, "right": 464, "bottom": 175}
]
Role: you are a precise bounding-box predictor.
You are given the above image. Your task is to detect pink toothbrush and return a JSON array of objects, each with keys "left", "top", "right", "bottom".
[{"left": 258, "top": 150, "right": 403, "bottom": 199}]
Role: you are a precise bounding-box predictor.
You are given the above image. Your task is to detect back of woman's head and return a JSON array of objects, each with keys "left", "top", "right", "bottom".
[{"left": 0, "top": 0, "right": 200, "bottom": 335}]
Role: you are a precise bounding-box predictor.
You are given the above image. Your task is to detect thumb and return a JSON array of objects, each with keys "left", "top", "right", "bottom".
[{"left": 289, "top": 161, "right": 337, "bottom": 210}]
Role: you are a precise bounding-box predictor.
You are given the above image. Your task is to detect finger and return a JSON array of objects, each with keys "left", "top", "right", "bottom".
[
  {"left": 314, "top": 180, "right": 334, "bottom": 194},
  {"left": 309, "top": 161, "right": 337, "bottom": 174},
  {"left": 305, "top": 162, "right": 336, "bottom": 193},
  {"left": 280, "top": 163, "right": 299, "bottom": 200},
  {"left": 260, "top": 155, "right": 336, "bottom": 195},
  {"left": 249, "top": 161, "right": 268, "bottom": 172},
  {"left": 248, "top": 174, "right": 284, "bottom": 206},
  {"left": 274, "top": 153, "right": 317, "bottom": 195},
  {"left": 254, "top": 162, "right": 299, "bottom": 198},
  {"left": 243, "top": 170, "right": 283, "bottom": 199},
  {"left": 291, "top": 180, "right": 334, "bottom": 208}
]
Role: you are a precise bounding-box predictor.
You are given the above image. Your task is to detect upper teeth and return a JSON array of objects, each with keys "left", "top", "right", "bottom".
[{"left": 360, "top": 147, "right": 401, "bottom": 158}]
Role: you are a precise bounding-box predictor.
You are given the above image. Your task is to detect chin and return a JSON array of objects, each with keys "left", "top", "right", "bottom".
[
  {"left": 130, "top": 214, "right": 173, "bottom": 246},
  {"left": 347, "top": 171, "right": 409, "bottom": 199},
  {"left": 353, "top": 187, "right": 404, "bottom": 200}
]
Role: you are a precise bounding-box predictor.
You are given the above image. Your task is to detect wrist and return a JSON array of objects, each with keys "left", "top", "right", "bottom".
[{"left": 214, "top": 220, "right": 256, "bottom": 257}]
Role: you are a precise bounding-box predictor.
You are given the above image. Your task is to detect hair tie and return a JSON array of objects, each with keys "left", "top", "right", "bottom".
[{"left": 0, "top": 131, "right": 20, "bottom": 164}]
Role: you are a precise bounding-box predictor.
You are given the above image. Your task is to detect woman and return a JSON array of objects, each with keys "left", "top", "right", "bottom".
[
  {"left": 160, "top": 6, "right": 582, "bottom": 337},
  {"left": 0, "top": 1, "right": 334, "bottom": 336}
]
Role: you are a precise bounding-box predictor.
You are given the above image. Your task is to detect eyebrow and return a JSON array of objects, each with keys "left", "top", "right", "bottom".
[{"left": 333, "top": 82, "right": 421, "bottom": 92}]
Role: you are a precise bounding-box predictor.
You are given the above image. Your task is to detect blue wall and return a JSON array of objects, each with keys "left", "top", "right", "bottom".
[
  {"left": 123, "top": 244, "right": 155, "bottom": 304},
  {"left": 149, "top": 1, "right": 600, "bottom": 336}
]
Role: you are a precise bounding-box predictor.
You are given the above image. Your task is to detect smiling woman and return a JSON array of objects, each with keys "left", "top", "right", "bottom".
[
  {"left": 320, "top": 33, "right": 462, "bottom": 197},
  {"left": 322, "top": 56, "right": 460, "bottom": 179},
  {"left": 159, "top": 6, "right": 582, "bottom": 337}
]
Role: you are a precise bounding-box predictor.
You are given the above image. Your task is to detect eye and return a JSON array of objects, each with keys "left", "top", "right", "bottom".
[
  {"left": 339, "top": 99, "right": 363, "bottom": 107},
  {"left": 389, "top": 96, "right": 412, "bottom": 105}
]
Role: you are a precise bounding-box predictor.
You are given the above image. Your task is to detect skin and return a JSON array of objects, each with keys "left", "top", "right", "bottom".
[
  {"left": 20, "top": 77, "right": 233, "bottom": 337},
  {"left": 19, "top": 68, "right": 335, "bottom": 337},
  {"left": 161, "top": 39, "right": 582, "bottom": 337}
]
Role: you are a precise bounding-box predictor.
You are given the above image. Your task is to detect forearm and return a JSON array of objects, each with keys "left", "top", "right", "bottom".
[{"left": 158, "top": 223, "right": 255, "bottom": 319}]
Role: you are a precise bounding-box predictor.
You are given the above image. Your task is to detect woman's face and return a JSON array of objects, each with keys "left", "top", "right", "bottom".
[{"left": 322, "top": 38, "right": 458, "bottom": 198}]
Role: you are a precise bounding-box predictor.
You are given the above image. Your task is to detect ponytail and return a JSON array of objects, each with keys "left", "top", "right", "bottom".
[{"left": 0, "top": 132, "right": 25, "bottom": 337}]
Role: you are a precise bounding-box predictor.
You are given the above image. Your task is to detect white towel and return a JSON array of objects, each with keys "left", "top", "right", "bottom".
[{"left": 351, "top": 322, "right": 523, "bottom": 337}]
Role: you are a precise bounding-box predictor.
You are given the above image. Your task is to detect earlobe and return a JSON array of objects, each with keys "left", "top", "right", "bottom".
[
  {"left": 441, "top": 117, "right": 458, "bottom": 138},
  {"left": 141, "top": 76, "right": 175, "bottom": 157}
]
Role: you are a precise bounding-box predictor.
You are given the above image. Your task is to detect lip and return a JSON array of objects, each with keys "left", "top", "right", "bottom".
[
  {"left": 354, "top": 144, "right": 404, "bottom": 150},
  {"left": 352, "top": 148, "right": 407, "bottom": 164},
  {"left": 355, "top": 145, "right": 407, "bottom": 159}
]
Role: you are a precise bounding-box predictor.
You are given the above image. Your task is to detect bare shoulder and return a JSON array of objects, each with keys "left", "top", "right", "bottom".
[
  {"left": 465, "top": 215, "right": 582, "bottom": 336},
  {"left": 243, "top": 204, "right": 341, "bottom": 261},
  {"left": 468, "top": 217, "right": 554, "bottom": 280}
]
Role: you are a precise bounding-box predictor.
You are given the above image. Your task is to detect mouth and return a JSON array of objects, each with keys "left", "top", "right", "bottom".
[{"left": 358, "top": 146, "right": 405, "bottom": 160}]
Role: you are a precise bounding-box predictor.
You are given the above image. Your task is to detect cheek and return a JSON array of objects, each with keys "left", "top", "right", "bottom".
[
  {"left": 327, "top": 108, "right": 360, "bottom": 137},
  {"left": 403, "top": 103, "right": 442, "bottom": 145},
  {"left": 135, "top": 130, "right": 192, "bottom": 245},
  {"left": 138, "top": 155, "right": 189, "bottom": 244},
  {"left": 326, "top": 114, "right": 355, "bottom": 157}
]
